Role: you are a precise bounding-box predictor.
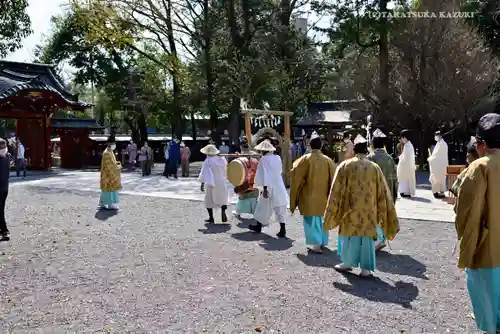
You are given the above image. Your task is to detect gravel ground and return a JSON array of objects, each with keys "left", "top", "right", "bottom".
[{"left": 0, "top": 185, "right": 478, "bottom": 333}]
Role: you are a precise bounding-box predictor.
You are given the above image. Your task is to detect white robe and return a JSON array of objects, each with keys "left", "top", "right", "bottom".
[
  {"left": 253, "top": 153, "right": 289, "bottom": 226},
  {"left": 428, "top": 139, "right": 448, "bottom": 193},
  {"left": 198, "top": 156, "right": 229, "bottom": 208},
  {"left": 397, "top": 141, "right": 416, "bottom": 196}
]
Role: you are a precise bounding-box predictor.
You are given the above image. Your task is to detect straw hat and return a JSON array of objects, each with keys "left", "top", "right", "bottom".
[
  {"left": 200, "top": 144, "right": 220, "bottom": 156},
  {"left": 254, "top": 139, "right": 276, "bottom": 152}
]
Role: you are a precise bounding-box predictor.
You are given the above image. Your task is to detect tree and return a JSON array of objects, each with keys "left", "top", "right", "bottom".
[{"left": 0, "top": 0, "right": 31, "bottom": 57}]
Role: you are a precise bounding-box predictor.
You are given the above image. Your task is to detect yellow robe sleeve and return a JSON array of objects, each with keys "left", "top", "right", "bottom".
[
  {"left": 100, "top": 151, "right": 121, "bottom": 192},
  {"left": 289, "top": 155, "right": 309, "bottom": 214},
  {"left": 454, "top": 163, "right": 487, "bottom": 269},
  {"left": 376, "top": 168, "right": 400, "bottom": 240},
  {"left": 323, "top": 163, "right": 347, "bottom": 231}
]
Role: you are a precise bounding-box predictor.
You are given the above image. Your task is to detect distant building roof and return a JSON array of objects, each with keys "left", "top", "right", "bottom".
[
  {"left": 0, "top": 60, "right": 90, "bottom": 110},
  {"left": 295, "top": 100, "right": 366, "bottom": 128},
  {"left": 51, "top": 118, "right": 104, "bottom": 129}
]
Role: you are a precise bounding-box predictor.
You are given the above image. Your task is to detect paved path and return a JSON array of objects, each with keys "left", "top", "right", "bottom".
[{"left": 12, "top": 170, "right": 455, "bottom": 222}]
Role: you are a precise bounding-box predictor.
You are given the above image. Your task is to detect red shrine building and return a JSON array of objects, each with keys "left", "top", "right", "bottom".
[{"left": 0, "top": 60, "right": 102, "bottom": 169}]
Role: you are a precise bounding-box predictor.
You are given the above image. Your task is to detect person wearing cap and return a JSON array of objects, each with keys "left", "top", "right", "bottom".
[
  {"left": 249, "top": 139, "right": 289, "bottom": 238},
  {"left": 198, "top": 144, "right": 229, "bottom": 223},
  {"left": 290, "top": 131, "right": 336, "bottom": 253},
  {"left": 232, "top": 138, "right": 259, "bottom": 218},
  {"left": 397, "top": 129, "right": 416, "bottom": 198},
  {"left": 428, "top": 130, "right": 449, "bottom": 198},
  {"left": 367, "top": 129, "right": 398, "bottom": 251},
  {"left": 167, "top": 138, "right": 181, "bottom": 179},
  {"left": 324, "top": 134, "right": 399, "bottom": 277},
  {"left": 99, "top": 136, "right": 122, "bottom": 210},
  {"left": 454, "top": 113, "right": 500, "bottom": 333}
]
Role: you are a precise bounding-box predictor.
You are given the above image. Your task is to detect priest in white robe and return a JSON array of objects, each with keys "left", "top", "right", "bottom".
[
  {"left": 198, "top": 144, "right": 229, "bottom": 223},
  {"left": 428, "top": 130, "right": 449, "bottom": 198},
  {"left": 249, "top": 139, "right": 289, "bottom": 238},
  {"left": 397, "top": 129, "right": 416, "bottom": 198}
]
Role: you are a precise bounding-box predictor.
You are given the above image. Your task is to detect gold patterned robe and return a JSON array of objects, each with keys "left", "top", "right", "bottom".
[
  {"left": 454, "top": 150, "right": 500, "bottom": 269},
  {"left": 323, "top": 154, "right": 399, "bottom": 239},
  {"left": 100, "top": 149, "right": 122, "bottom": 192},
  {"left": 289, "top": 150, "right": 336, "bottom": 216}
]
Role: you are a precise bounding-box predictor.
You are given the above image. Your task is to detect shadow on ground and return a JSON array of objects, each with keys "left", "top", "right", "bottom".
[
  {"left": 94, "top": 209, "right": 118, "bottom": 221},
  {"left": 376, "top": 251, "right": 428, "bottom": 279},
  {"left": 198, "top": 223, "right": 231, "bottom": 234},
  {"left": 409, "top": 197, "right": 432, "bottom": 203},
  {"left": 333, "top": 272, "right": 419, "bottom": 309},
  {"left": 10, "top": 172, "right": 70, "bottom": 184},
  {"left": 231, "top": 231, "right": 294, "bottom": 251},
  {"left": 296, "top": 247, "right": 341, "bottom": 268}
]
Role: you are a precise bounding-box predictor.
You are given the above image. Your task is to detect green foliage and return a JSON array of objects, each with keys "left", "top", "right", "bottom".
[{"left": 0, "top": 0, "right": 31, "bottom": 57}]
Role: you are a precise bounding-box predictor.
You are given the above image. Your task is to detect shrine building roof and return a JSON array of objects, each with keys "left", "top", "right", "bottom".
[{"left": 0, "top": 60, "right": 90, "bottom": 109}]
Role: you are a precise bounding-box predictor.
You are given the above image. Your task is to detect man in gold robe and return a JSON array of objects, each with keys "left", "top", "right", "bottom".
[
  {"left": 454, "top": 113, "right": 500, "bottom": 333},
  {"left": 290, "top": 131, "right": 336, "bottom": 253},
  {"left": 99, "top": 136, "right": 122, "bottom": 210},
  {"left": 323, "top": 134, "right": 399, "bottom": 277}
]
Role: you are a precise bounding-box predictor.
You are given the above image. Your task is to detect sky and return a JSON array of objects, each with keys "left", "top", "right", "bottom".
[{"left": 5, "top": 0, "right": 66, "bottom": 63}]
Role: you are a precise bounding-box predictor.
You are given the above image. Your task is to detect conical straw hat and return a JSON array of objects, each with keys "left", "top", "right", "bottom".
[
  {"left": 254, "top": 139, "right": 276, "bottom": 151},
  {"left": 200, "top": 144, "right": 220, "bottom": 155}
]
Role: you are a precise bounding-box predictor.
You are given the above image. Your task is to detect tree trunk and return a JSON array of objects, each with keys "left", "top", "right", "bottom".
[
  {"left": 138, "top": 113, "right": 148, "bottom": 144},
  {"left": 203, "top": 0, "right": 217, "bottom": 132},
  {"left": 166, "top": 0, "right": 183, "bottom": 139},
  {"left": 378, "top": 0, "right": 389, "bottom": 122}
]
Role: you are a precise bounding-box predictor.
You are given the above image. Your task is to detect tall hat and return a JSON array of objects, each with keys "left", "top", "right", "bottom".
[
  {"left": 476, "top": 113, "right": 500, "bottom": 144},
  {"left": 106, "top": 135, "right": 115, "bottom": 143},
  {"left": 254, "top": 139, "right": 276, "bottom": 151},
  {"left": 435, "top": 130, "right": 442, "bottom": 136},
  {"left": 310, "top": 131, "right": 320, "bottom": 140},
  {"left": 372, "top": 128, "right": 387, "bottom": 138},
  {"left": 467, "top": 136, "right": 477, "bottom": 149},
  {"left": 400, "top": 129, "right": 411, "bottom": 138},
  {"left": 353, "top": 134, "right": 367, "bottom": 144},
  {"left": 200, "top": 144, "right": 220, "bottom": 156}
]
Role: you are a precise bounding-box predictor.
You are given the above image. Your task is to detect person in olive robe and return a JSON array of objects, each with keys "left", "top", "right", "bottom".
[
  {"left": 290, "top": 131, "right": 336, "bottom": 253},
  {"left": 455, "top": 113, "right": 500, "bottom": 334},
  {"left": 99, "top": 136, "right": 122, "bottom": 210},
  {"left": 367, "top": 129, "right": 398, "bottom": 251},
  {"left": 324, "top": 134, "right": 399, "bottom": 277}
]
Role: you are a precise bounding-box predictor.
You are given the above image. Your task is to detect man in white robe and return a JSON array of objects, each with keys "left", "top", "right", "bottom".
[
  {"left": 249, "top": 139, "right": 289, "bottom": 238},
  {"left": 397, "top": 129, "right": 416, "bottom": 198},
  {"left": 198, "top": 144, "right": 229, "bottom": 223},
  {"left": 427, "top": 130, "right": 449, "bottom": 198}
]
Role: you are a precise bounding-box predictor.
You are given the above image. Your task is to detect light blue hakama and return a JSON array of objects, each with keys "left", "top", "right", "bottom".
[
  {"left": 466, "top": 266, "right": 500, "bottom": 333},
  {"left": 337, "top": 235, "right": 376, "bottom": 271},
  {"left": 376, "top": 225, "right": 386, "bottom": 243},
  {"left": 100, "top": 191, "right": 120, "bottom": 205},
  {"left": 235, "top": 197, "right": 258, "bottom": 215},
  {"left": 303, "top": 216, "right": 328, "bottom": 246}
]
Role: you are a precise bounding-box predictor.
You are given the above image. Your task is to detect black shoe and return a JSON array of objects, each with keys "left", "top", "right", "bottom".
[
  {"left": 277, "top": 223, "right": 286, "bottom": 238},
  {"left": 248, "top": 223, "right": 262, "bottom": 233},
  {"left": 205, "top": 218, "right": 215, "bottom": 223},
  {"left": 221, "top": 212, "right": 228, "bottom": 223},
  {"left": 400, "top": 193, "right": 411, "bottom": 198},
  {"left": 434, "top": 192, "right": 445, "bottom": 198}
]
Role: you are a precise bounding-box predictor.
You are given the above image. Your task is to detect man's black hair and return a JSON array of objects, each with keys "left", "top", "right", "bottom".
[
  {"left": 310, "top": 137, "right": 322, "bottom": 150},
  {"left": 372, "top": 137, "right": 385, "bottom": 149},
  {"left": 354, "top": 143, "right": 368, "bottom": 154}
]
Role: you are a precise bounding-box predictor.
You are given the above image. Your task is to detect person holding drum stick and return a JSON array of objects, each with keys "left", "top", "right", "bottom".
[
  {"left": 198, "top": 144, "right": 230, "bottom": 223},
  {"left": 249, "top": 139, "right": 289, "bottom": 238}
]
